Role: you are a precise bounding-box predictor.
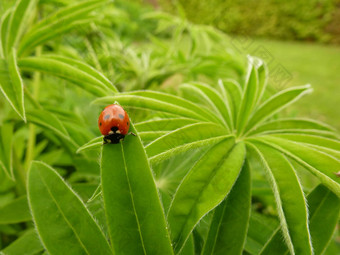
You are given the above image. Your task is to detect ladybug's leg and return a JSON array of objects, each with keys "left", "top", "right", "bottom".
[
  {"left": 103, "top": 136, "right": 111, "bottom": 144},
  {"left": 128, "top": 132, "right": 136, "bottom": 136}
]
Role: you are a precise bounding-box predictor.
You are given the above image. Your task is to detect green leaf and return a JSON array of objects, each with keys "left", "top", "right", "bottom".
[
  {"left": 168, "top": 139, "right": 246, "bottom": 253},
  {"left": 308, "top": 185, "right": 340, "bottom": 254},
  {"left": 5, "top": 0, "right": 37, "bottom": 55},
  {"left": 27, "top": 109, "right": 78, "bottom": 149},
  {"left": 76, "top": 136, "right": 102, "bottom": 154},
  {"left": 253, "top": 135, "right": 340, "bottom": 197},
  {"left": 244, "top": 85, "right": 313, "bottom": 135},
  {"left": 0, "top": 195, "right": 31, "bottom": 224},
  {"left": 245, "top": 212, "right": 279, "bottom": 255},
  {"left": 248, "top": 118, "right": 336, "bottom": 137},
  {"left": 179, "top": 234, "right": 195, "bottom": 255},
  {"left": 0, "top": 229, "right": 43, "bottom": 255},
  {"left": 248, "top": 142, "right": 313, "bottom": 255},
  {"left": 0, "top": 122, "right": 14, "bottom": 179},
  {"left": 217, "top": 79, "right": 242, "bottom": 130},
  {"left": 145, "top": 122, "right": 230, "bottom": 164},
  {"left": 18, "top": 56, "right": 114, "bottom": 96},
  {"left": 0, "top": 49, "right": 26, "bottom": 121},
  {"left": 268, "top": 133, "right": 340, "bottom": 158},
  {"left": 260, "top": 185, "right": 340, "bottom": 255},
  {"left": 27, "top": 161, "right": 112, "bottom": 255},
  {"left": 0, "top": 10, "right": 11, "bottom": 58},
  {"left": 253, "top": 58, "right": 268, "bottom": 106},
  {"left": 18, "top": 0, "right": 108, "bottom": 55},
  {"left": 259, "top": 230, "right": 287, "bottom": 255},
  {"left": 236, "top": 63, "right": 258, "bottom": 135},
  {"left": 47, "top": 55, "right": 116, "bottom": 92},
  {"left": 94, "top": 91, "right": 219, "bottom": 122},
  {"left": 72, "top": 183, "right": 98, "bottom": 202},
  {"left": 135, "top": 118, "right": 198, "bottom": 132},
  {"left": 202, "top": 162, "right": 251, "bottom": 255},
  {"left": 101, "top": 124, "right": 173, "bottom": 255},
  {"left": 85, "top": 189, "right": 107, "bottom": 235},
  {"left": 179, "top": 82, "right": 231, "bottom": 129},
  {"left": 139, "top": 131, "right": 168, "bottom": 144},
  {"left": 154, "top": 149, "right": 205, "bottom": 203}
]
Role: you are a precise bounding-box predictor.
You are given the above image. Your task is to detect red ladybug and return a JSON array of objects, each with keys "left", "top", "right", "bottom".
[{"left": 98, "top": 104, "right": 133, "bottom": 144}]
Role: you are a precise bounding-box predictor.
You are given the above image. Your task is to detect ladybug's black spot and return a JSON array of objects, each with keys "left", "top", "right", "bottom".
[
  {"left": 118, "top": 114, "right": 124, "bottom": 119},
  {"left": 100, "top": 122, "right": 102, "bottom": 126},
  {"left": 127, "top": 122, "right": 129, "bottom": 125},
  {"left": 111, "top": 126, "right": 119, "bottom": 132},
  {"left": 104, "top": 114, "right": 111, "bottom": 120}
]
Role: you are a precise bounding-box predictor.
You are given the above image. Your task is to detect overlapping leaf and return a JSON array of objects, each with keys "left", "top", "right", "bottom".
[
  {"left": 145, "top": 122, "right": 231, "bottom": 164},
  {"left": 217, "top": 79, "right": 242, "bottom": 129},
  {"left": 4, "top": 0, "right": 38, "bottom": 55},
  {"left": 260, "top": 185, "right": 340, "bottom": 255},
  {"left": 251, "top": 135, "right": 340, "bottom": 197},
  {"left": 179, "top": 82, "right": 231, "bottom": 129},
  {"left": 28, "top": 161, "right": 113, "bottom": 255},
  {"left": 0, "top": 122, "right": 14, "bottom": 179},
  {"left": 236, "top": 61, "right": 258, "bottom": 135},
  {"left": 244, "top": 212, "right": 279, "bottom": 254},
  {"left": 0, "top": 49, "right": 25, "bottom": 120},
  {"left": 76, "top": 136, "right": 102, "bottom": 154},
  {"left": 167, "top": 139, "right": 246, "bottom": 253},
  {"left": 202, "top": 162, "right": 251, "bottom": 255},
  {"left": 18, "top": 0, "right": 109, "bottom": 56},
  {"left": 18, "top": 55, "right": 116, "bottom": 96},
  {"left": 27, "top": 109, "right": 78, "bottom": 149},
  {"left": 0, "top": 196, "right": 31, "bottom": 224},
  {"left": 0, "top": 10, "right": 11, "bottom": 57},
  {"left": 0, "top": 229, "right": 43, "bottom": 255},
  {"left": 93, "top": 91, "right": 221, "bottom": 123},
  {"left": 247, "top": 142, "right": 313, "bottom": 254},
  {"left": 267, "top": 133, "right": 340, "bottom": 158},
  {"left": 248, "top": 118, "right": 337, "bottom": 138},
  {"left": 244, "top": 85, "right": 313, "bottom": 135}
]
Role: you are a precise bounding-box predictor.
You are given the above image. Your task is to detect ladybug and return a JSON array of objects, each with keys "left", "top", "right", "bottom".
[{"left": 98, "top": 104, "right": 134, "bottom": 144}]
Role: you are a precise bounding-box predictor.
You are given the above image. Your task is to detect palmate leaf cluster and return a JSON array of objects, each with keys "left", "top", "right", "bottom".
[{"left": 0, "top": 0, "right": 339, "bottom": 255}]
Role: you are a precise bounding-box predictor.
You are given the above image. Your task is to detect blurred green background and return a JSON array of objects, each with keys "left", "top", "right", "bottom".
[
  {"left": 137, "top": 0, "right": 340, "bottom": 130},
  {"left": 1, "top": 0, "right": 339, "bottom": 129},
  {"left": 158, "top": 0, "right": 340, "bottom": 44}
]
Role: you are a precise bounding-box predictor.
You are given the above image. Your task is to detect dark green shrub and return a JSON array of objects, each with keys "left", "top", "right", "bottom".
[{"left": 159, "top": 0, "right": 340, "bottom": 43}]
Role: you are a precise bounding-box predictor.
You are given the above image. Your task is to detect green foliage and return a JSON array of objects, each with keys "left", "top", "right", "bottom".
[
  {"left": 17, "top": 0, "right": 109, "bottom": 56},
  {"left": 160, "top": 0, "right": 340, "bottom": 43},
  {"left": 0, "top": 0, "right": 339, "bottom": 254}
]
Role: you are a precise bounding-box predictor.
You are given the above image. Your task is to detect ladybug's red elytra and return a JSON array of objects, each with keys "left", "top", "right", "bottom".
[{"left": 98, "top": 104, "right": 134, "bottom": 144}]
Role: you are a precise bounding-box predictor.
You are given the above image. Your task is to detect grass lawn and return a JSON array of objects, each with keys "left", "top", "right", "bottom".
[{"left": 250, "top": 38, "right": 340, "bottom": 131}]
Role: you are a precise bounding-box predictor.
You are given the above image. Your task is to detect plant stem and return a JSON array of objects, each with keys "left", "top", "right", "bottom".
[
  {"left": 24, "top": 46, "right": 42, "bottom": 171},
  {"left": 13, "top": 150, "right": 26, "bottom": 195}
]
